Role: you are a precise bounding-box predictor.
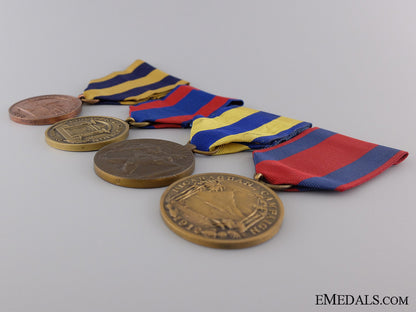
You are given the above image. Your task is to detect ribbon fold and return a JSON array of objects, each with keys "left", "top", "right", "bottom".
[
  {"left": 190, "top": 106, "right": 311, "bottom": 155},
  {"left": 253, "top": 127, "right": 408, "bottom": 191},
  {"left": 129, "top": 85, "right": 243, "bottom": 128},
  {"left": 82, "top": 59, "right": 189, "bottom": 105}
]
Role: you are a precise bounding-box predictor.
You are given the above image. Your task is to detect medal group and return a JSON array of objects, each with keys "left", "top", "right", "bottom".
[{"left": 8, "top": 59, "right": 409, "bottom": 249}]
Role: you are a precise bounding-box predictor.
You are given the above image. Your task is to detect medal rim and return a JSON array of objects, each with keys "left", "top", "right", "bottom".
[
  {"left": 160, "top": 172, "right": 284, "bottom": 249},
  {"left": 93, "top": 139, "right": 195, "bottom": 188},
  {"left": 9, "top": 94, "right": 82, "bottom": 125},
  {"left": 45, "top": 116, "right": 130, "bottom": 151}
]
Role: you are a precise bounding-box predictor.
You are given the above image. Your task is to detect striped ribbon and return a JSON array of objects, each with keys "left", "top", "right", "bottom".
[
  {"left": 129, "top": 85, "right": 243, "bottom": 128},
  {"left": 190, "top": 106, "right": 312, "bottom": 155},
  {"left": 253, "top": 127, "right": 408, "bottom": 191},
  {"left": 82, "top": 59, "right": 189, "bottom": 105}
]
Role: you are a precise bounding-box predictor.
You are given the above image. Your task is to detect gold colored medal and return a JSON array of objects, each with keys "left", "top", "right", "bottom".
[
  {"left": 94, "top": 139, "right": 195, "bottom": 188},
  {"left": 45, "top": 116, "right": 129, "bottom": 151},
  {"left": 160, "top": 173, "right": 284, "bottom": 249}
]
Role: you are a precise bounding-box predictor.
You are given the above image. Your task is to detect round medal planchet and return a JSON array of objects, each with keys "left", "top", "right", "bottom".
[
  {"left": 94, "top": 139, "right": 195, "bottom": 188},
  {"left": 160, "top": 173, "right": 284, "bottom": 249},
  {"left": 45, "top": 116, "right": 129, "bottom": 151},
  {"left": 9, "top": 95, "right": 82, "bottom": 125}
]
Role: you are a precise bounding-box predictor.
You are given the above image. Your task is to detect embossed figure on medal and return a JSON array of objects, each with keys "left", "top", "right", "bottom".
[{"left": 160, "top": 173, "right": 284, "bottom": 249}]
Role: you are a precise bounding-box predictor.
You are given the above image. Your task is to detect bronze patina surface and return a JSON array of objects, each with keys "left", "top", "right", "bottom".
[
  {"left": 9, "top": 95, "right": 82, "bottom": 125},
  {"left": 45, "top": 116, "right": 129, "bottom": 151},
  {"left": 160, "top": 173, "right": 284, "bottom": 249},
  {"left": 94, "top": 139, "right": 195, "bottom": 188}
]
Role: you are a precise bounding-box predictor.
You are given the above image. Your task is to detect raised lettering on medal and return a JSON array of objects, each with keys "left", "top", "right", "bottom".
[{"left": 160, "top": 173, "right": 284, "bottom": 249}]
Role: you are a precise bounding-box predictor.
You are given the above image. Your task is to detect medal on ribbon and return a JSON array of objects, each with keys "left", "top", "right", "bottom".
[
  {"left": 253, "top": 127, "right": 409, "bottom": 191},
  {"left": 42, "top": 85, "right": 245, "bottom": 187},
  {"left": 9, "top": 59, "right": 190, "bottom": 125},
  {"left": 10, "top": 56, "right": 411, "bottom": 250},
  {"left": 42, "top": 64, "right": 246, "bottom": 188},
  {"left": 189, "top": 106, "right": 312, "bottom": 155},
  {"left": 44, "top": 60, "right": 243, "bottom": 150}
]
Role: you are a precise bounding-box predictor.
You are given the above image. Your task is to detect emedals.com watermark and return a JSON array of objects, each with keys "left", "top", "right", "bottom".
[{"left": 315, "top": 293, "right": 409, "bottom": 306}]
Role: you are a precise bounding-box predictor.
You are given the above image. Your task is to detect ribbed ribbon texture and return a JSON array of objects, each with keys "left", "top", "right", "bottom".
[
  {"left": 129, "top": 85, "right": 243, "bottom": 128},
  {"left": 82, "top": 59, "right": 189, "bottom": 105},
  {"left": 253, "top": 127, "right": 408, "bottom": 191},
  {"left": 190, "top": 106, "right": 312, "bottom": 155}
]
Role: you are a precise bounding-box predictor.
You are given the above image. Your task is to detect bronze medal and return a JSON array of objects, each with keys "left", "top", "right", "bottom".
[
  {"left": 9, "top": 95, "right": 82, "bottom": 125},
  {"left": 45, "top": 116, "right": 129, "bottom": 151},
  {"left": 160, "top": 173, "right": 284, "bottom": 249},
  {"left": 94, "top": 139, "right": 195, "bottom": 188}
]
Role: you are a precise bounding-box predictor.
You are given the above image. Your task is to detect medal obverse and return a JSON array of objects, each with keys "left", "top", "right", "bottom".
[
  {"left": 94, "top": 139, "right": 195, "bottom": 188},
  {"left": 160, "top": 173, "right": 284, "bottom": 249},
  {"left": 45, "top": 116, "right": 129, "bottom": 151},
  {"left": 9, "top": 94, "right": 82, "bottom": 125}
]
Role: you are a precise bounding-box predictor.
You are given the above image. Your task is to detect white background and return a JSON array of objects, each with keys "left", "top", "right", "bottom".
[{"left": 1, "top": 1, "right": 415, "bottom": 311}]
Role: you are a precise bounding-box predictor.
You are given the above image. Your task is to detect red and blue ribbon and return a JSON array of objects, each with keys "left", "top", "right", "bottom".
[
  {"left": 253, "top": 127, "right": 408, "bottom": 191},
  {"left": 129, "top": 85, "right": 243, "bottom": 128}
]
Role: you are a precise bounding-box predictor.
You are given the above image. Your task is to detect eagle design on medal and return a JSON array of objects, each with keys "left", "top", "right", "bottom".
[{"left": 167, "top": 177, "right": 270, "bottom": 239}]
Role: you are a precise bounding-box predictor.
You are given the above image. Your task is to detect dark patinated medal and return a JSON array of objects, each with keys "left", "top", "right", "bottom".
[{"left": 94, "top": 139, "right": 195, "bottom": 188}]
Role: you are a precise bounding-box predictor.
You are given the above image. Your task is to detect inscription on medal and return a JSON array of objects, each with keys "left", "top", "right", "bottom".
[
  {"left": 160, "top": 173, "right": 284, "bottom": 249},
  {"left": 45, "top": 116, "right": 129, "bottom": 151}
]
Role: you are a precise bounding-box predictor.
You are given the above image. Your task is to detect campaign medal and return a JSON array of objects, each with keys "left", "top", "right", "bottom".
[
  {"left": 9, "top": 95, "right": 82, "bottom": 125},
  {"left": 88, "top": 82, "right": 245, "bottom": 188},
  {"left": 160, "top": 173, "right": 284, "bottom": 249},
  {"left": 94, "top": 139, "right": 195, "bottom": 188},
  {"left": 92, "top": 138, "right": 223, "bottom": 188},
  {"left": 45, "top": 116, "right": 129, "bottom": 151},
  {"left": 91, "top": 96, "right": 310, "bottom": 188}
]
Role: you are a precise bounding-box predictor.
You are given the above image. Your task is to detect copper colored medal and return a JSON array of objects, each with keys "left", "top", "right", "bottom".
[
  {"left": 160, "top": 173, "right": 284, "bottom": 249},
  {"left": 45, "top": 116, "right": 129, "bottom": 151},
  {"left": 94, "top": 139, "right": 195, "bottom": 188},
  {"left": 9, "top": 95, "right": 82, "bottom": 125}
]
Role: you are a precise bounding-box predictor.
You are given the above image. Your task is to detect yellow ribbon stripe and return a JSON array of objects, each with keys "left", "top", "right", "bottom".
[
  {"left": 87, "top": 60, "right": 145, "bottom": 84},
  {"left": 190, "top": 106, "right": 311, "bottom": 155},
  {"left": 82, "top": 59, "right": 189, "bottom": 105}
]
